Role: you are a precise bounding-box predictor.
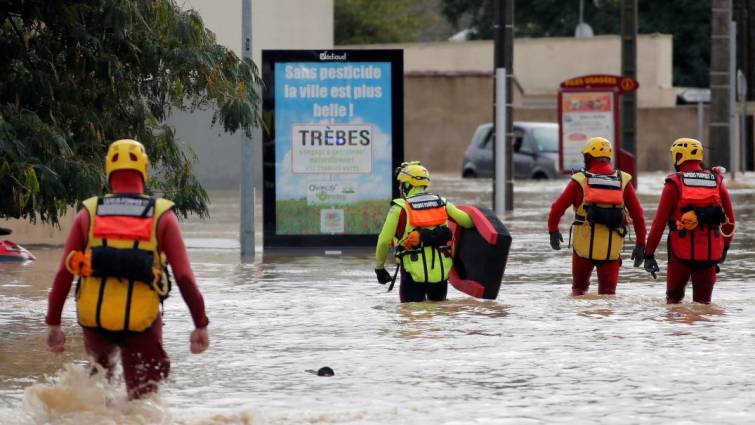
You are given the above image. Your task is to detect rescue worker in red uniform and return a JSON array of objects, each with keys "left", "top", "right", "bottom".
[
  {"left": 46, "top": 139, "right": 209, "bottom": 399},
  {"left": 548, "top": 137, "right": 647, "bottom": 295},
  {"left": 643, "top": 138, "right": 736, "bottom": 304},
  {"left": 374, "top": 161, "right": 474, "bottom": 302}
]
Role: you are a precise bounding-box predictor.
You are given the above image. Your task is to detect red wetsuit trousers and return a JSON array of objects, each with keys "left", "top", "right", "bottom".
[
  {"left": 572, "top": 252, "right": 620, "bottom": 295},
  {"left": 666, "top": 255, "right": 717, "bottom": 304},
  {"left": 83, "top": 316, "right": 169, "bottom": 399}
]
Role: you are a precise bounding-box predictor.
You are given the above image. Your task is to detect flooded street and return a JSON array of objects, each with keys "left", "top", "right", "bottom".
[{"left": 2, "top": 173, "right": 755, "bottom": 424}]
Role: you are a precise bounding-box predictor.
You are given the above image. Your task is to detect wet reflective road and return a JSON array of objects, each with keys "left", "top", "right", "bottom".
[{"left": 1, "top": 174, "right": 755, "bottom": 424}]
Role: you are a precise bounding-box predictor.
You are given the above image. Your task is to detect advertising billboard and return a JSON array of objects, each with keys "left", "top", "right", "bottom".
[
  {"left": 557, "top": 74, "right": 639, "bottom": 178},
  {"left": 560, "top": 91, "right": 615, "bottom": 172},
  {"left": 262, "top": 50, "right": 403, "bottom": 249}
]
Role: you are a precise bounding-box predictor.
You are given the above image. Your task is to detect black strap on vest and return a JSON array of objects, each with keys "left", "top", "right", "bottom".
[
  {"left": 94, "top": 239, "right": 108, "bottom": 329},
  {"left": 122, "top": 240, "right": 139, "bottom": 331},
  {"left": 387, "top": 265, "right": 400, "bottom": 292}
]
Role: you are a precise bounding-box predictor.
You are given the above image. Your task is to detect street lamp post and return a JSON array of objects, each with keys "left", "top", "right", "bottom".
[{"left": 240, "top": 0, "right": 255, "bottom": 259}]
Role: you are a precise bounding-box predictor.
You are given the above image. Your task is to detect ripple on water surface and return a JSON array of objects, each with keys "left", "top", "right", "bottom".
[{"left": 1, "top": 174, "right": 755, "bottom": 424}]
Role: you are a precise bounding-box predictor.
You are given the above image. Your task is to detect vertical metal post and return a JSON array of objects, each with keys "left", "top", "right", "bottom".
[
  {"left": 738, "top": 69, "right": 748, "bottom": 171},
  {"left": 493, "top": 0, "right": 514, "bottom": 213},
  {"left": 710, "top": 0, "right": 732, "bottom": 169},
  {"left": 741, "top": 98, "right": 747, "bottom": 172},
  {"left": 504, "top": 0, "right": 513, "bottom": 212},
  {"left": 621, "top": 0, "right": 638, "bottom": 180},
  {"left": 494, "top": 69, "right": 507, "bottom": 214},
  {"left": 729, "top": 20, "right": 738, "bottom": 178},
  {"left": 579, "top": 0, "right": 585, "bottom": 27},
  {"left": 240, "top": 0, "right": 255, "bottom": 259}
]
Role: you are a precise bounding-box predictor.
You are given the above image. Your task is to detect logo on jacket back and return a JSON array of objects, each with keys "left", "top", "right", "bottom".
[
  {"left": 407, "top": 194, "right": 444, "bottom": 210},
  {"left": 585, "top": 172, "right": 622, "bottom": 190},
  {"left": 681, "top": 172, "right": 717, "bottom": 187}
]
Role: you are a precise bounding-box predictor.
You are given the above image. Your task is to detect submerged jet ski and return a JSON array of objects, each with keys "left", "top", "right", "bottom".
[{"left": 0, "top": 228, "right": 36, "bottom": 262}]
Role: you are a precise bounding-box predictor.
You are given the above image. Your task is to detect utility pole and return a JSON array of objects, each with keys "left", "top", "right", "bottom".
[
  {"left": 493, "top": 0, "right": 514, "bottom": 213},
  {"left": 621, "top": 0, "right": 637, "bottom": 182},
  {"left": 710, "top": 0, "right": 733, "bottom": 170},
  {"left": 734, "top": 0, "right": 754, "bottom": 171},
  {"left": 729, "top": 20, "right": 738, "bottom": 177},
  {"left": 240, "top": 0, "right": 255, "bottom": 260}
]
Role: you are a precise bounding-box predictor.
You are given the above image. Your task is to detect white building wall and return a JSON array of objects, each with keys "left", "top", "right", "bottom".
[{"left": 170, "top": 0, "right": 334, "bottom": 189}]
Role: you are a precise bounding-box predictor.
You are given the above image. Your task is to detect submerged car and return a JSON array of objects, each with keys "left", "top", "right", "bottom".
[{"left": 462, "top": 122, "right": 561, "bottom": 179}]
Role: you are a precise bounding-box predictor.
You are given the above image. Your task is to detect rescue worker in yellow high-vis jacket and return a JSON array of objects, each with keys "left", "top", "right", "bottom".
[{"left": 375, "top": 161, "right": 474, "bottom": 302}]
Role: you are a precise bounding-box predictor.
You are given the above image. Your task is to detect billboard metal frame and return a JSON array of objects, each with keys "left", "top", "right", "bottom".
[{"left": 261, "top": 49, "right": 404, "bottom": 251}]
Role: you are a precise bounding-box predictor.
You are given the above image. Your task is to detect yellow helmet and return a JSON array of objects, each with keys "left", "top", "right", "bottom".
[
  {"left": 105, "top": 139, "right": 149, "bottom": 182},
  {"left": 396, "top": 161, "right": 430, "bottom": 188},
  {"left": 670, "top": 138, "right": 703, "bottom": 166},
  {"left": 581, "top": 137, "right": 613, "bottom": 159}
]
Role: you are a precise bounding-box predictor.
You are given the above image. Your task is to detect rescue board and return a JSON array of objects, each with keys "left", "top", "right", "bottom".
[{"left": 448, "top": 206, "right": 511, "bottom": 299}]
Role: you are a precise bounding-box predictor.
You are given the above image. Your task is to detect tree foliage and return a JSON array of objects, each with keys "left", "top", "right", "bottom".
[
  {"left": 440, "top": 0, "right": 711, "bottom": 87},
  {"left": 335, "top": 0, "right": 434, "bottom": 45},
  {"left": 0, "top": 0, "right": 261, "bottom": 224}
]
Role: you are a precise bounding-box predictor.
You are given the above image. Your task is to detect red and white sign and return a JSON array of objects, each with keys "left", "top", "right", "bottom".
[
  {"left": 558, "top": 74, "right": 639, "bottom": 181},
  {"left": 560, "top": 91, "right": 615, "bottom": 172}
]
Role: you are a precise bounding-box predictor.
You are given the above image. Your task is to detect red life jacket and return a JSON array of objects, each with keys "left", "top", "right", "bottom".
[{"left": 667, "top": 171, "right": 725, "bottom": 265}]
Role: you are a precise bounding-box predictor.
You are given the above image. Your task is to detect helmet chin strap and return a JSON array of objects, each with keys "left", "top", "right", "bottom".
[
  {"left": 400, "top": 183, "right": 416, "bottom": 198},
  {"left": 400, "top": 183, "right": 409, "bottom": 198}
]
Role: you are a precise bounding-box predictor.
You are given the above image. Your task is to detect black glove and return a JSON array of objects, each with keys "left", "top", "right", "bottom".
[
  {"left": 720, "top": 246, "right": 729, "bottom": 264},
  {"left": 643, "top": 255, "right": 659, "bottom": 280},
  {"left": 631, "top": 244, "right": 645, "bottom": 268},
  {"left": 375, "top": 268, "right": 392, "bottom": 284},
  {"left": 549, "top": 231, "right": 564, "bottom": 250}
]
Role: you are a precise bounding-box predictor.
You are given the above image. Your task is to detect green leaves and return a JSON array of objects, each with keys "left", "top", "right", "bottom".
[
  {"left": 0, "top": 0, "right": 261, "bottom": 224},
  {"left": 335, "top": 0, "right": 434, "bottom": 45},
  {"left": 439, "top": 0, "right": 711, "bottom": 87}
]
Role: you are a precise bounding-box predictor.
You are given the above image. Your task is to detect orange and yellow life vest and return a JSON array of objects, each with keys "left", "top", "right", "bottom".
[
  {"left": 571, "top": 170, "right": 631, "bottom": 261},
  {"left": 392, "top": 193, "right": 453, "bottom": 283},
  {"left": 74, "top": 195, "right": 174, "bottom": 332}
]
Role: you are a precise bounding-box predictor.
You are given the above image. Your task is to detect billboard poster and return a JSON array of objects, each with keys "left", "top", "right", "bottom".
[
  {"left": 262, "top": 50, "right": 403, "bottom": 249},
  {"left": 557, "top": 74, "right": 639, "bottom": 177},
  {"left": 560, "top": 91, "right": 615, "bottom": 172}
]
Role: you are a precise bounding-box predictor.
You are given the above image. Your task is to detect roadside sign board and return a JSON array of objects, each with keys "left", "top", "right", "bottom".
[
  {"left": 558, "top": 74, "right": 639, "bottom": 178},
  {"left": 262, "top": 50, "right": 404, "bottom": 250}
]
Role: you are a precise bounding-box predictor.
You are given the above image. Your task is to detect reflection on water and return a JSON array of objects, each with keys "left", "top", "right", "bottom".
[
  {"left": 664, "top": 304, "right": 725, "bottom": 326},
  {"left": 2, "top": 174, "right": 755, "bottom": 424}
]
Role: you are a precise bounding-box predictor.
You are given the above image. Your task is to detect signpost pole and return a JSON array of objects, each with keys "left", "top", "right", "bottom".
[
  {"left": 494, "top": 68, "right": 506, "bottom": 215},
  {"left": 493, "top": 0, "right": 514, "bottom": 214},
  {"left": 240, "top": 0, "right": 255, "bottom": 259}
]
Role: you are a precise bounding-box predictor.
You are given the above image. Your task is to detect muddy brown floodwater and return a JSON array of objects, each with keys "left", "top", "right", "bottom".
[{"left": 1, "top": 173, "right": 755, "bottom": 424}]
